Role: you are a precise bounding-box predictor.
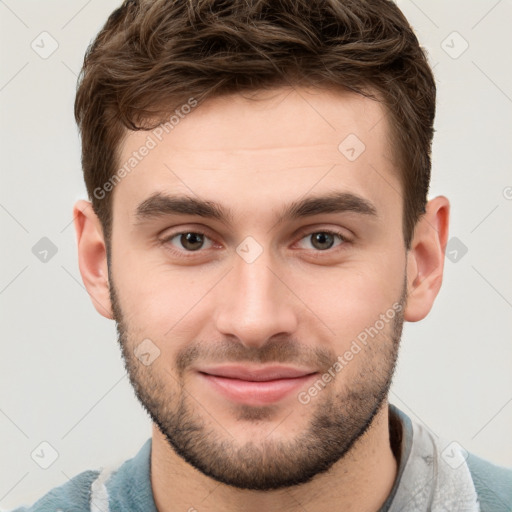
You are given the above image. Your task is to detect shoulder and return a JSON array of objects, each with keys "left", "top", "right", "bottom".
[
  {"left": 10, "top": 469, "right": 100, "bottom": 512},
  {"left": 9, "top": 439, "right": 153, "bottom": 512},
  {"left": 466, "top": 453, "right": 512, "bottom": 512}
]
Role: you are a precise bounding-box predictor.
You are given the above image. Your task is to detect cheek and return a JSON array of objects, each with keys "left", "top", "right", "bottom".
[
  {"left": 112, "top": 254, "right": 218, "bottom": 342},
  {"left": 296, "top": 254, "right": 405, "bottom": 348}
]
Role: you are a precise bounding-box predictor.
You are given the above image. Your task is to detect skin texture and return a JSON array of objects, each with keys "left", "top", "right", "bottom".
[{"left": 74, "top": 87, "right": 450, "bottom": 512}]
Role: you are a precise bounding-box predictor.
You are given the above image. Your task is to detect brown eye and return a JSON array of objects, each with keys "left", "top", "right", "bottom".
[
  {"left": 164, "top": 232, "right": 213, "bottom": 252},
  {"left": 296, "top": 230, "right": 346, "bottom": 251},
  {"left": 310, "top": 232, "right": 335, "bottom": 250},
  {"left": 180, "top": 233, "right": 204, "bottom": 251}
]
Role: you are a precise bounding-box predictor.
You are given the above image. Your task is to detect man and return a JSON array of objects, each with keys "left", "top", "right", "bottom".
[{"left": 13, "top": 0, "right": 511, "bottom": 510}]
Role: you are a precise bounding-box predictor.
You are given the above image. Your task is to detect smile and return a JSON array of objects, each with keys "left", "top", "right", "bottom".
[{"left": 196, "top": 365, "right": 319, "bottom": 406}]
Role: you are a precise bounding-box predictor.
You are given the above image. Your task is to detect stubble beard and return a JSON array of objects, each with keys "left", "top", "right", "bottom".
[{"left": 109, "top": 277, "right": 406, "bottom": 490}]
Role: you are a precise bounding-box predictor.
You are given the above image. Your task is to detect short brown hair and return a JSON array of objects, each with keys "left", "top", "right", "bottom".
[{"left": 75, "top": 0, "right": 435, "bottom": 249}]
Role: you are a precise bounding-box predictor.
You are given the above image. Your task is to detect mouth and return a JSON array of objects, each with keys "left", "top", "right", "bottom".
[{"left": 196, "top": 365, "right": 319, "bottom": 406}]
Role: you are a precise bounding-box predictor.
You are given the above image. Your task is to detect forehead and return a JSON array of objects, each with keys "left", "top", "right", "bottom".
[{"left": 113, "top": 87, "right": 399, "bottom": 224}]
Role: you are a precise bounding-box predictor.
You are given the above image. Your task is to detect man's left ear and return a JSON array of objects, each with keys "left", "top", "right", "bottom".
[{"left": 404, "top": 196, "right": 450, "bottom": 322}]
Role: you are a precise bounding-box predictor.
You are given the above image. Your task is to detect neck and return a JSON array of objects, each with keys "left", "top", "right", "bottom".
[{"left": 150, "top": 403, "right": 398, "bottom": 512}]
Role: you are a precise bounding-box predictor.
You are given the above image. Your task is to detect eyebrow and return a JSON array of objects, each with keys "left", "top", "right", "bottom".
[{"left": 134, "top": 191, "right": 377, "bottom": 226}]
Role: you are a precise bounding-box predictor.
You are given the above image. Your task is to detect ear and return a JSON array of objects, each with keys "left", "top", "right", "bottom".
[
  {"left": 73, "top": 200, "right": 114, "bottom": 319},
  {"left": 404, "top": 196, "right": 450, "bottom": 322}
]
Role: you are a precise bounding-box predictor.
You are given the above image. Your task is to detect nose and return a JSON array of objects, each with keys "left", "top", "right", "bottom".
[{"left": 214, "top": 249, "right": 299, "bottom": 349}]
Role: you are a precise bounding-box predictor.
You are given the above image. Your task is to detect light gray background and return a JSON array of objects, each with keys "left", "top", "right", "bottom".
[{"left": 1, "top": 0, "right": 511, "bottom": 508}]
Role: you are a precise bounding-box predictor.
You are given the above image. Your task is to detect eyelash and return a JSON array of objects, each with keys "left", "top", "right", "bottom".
[{"left": 159, "top": 228, "right": 351, "bottom": 258}]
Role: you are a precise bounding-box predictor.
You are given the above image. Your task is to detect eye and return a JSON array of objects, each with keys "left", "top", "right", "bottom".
[
  {"left": 296, "top": 230, "right": 347, "bottom": 251},
  {"left": 165, "top": 232, "right": 214, "bottom": 252}
]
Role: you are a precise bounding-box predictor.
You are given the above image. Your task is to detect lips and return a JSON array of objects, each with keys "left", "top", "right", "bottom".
[{"left": 197, "top": 365, "right": 318, "bottom": 405}]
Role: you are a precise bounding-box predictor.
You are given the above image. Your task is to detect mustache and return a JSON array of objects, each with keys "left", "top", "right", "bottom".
[{"left": 175, "top": 337, "right": 336, "bottom": 375}]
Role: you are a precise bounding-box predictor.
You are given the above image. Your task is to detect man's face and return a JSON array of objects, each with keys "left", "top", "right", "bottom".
[{"left": 108, "top": 87, "right": 408, "bottom": 489}]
